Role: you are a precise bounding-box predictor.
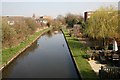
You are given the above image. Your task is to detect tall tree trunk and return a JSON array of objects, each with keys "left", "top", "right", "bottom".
[
  {"left": 103, "top": 38, "right": 108, "bottom": 50},
  {"left": 105, "top": 38, "right": 108, "bottom": 50},
  {"left": 103, "top": 38, "right": 104, "bottom": 49},
  {"left": 95, "top": 37, "right": 97, "bottom": 50}
]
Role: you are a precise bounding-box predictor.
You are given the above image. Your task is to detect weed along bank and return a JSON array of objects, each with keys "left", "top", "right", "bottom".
[{"left": 1, "top": 28, "right": 52, "bottom": 72}]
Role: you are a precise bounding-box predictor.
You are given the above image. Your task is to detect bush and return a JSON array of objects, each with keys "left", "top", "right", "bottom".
[{"left": 82, "top": 54, "right": 90, "bottom": 59}]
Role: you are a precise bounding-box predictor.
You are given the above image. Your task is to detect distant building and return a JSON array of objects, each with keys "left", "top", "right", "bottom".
[
  {"left": 84, "top": 11, "right": 94, "bottom": 22},
  {"left": 3, "top": 16, "right": 25, "bottom": 26},
  {"left": 7, "top": 21, "right": 15, "bottom": 25},
  {"left": 43, "top": 16, "right": 52, "bottom": 20},
  {"left": 84, "top": 11, "right": 116, "bottom": 22},
  {"left": 33, "top": 15, "right": 52, "bottom": 25}
]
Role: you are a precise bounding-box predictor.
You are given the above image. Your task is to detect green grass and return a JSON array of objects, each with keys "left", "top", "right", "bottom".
[
  {"left": 1, "top": 27, "right": 52, "bottom": 65},
  {"left": 63, "top": 30, "right": 99, "bottom": 80}
]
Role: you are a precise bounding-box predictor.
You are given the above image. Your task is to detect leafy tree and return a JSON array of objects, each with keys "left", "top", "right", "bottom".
[
  {"left": 85, "top": 6, "right": 119, "bottom": 49},
  {"left": 65, "top": 13, "right": 83, "bottom": 27},
  {"left": 46, "top": 22, "right": 50, "bottom": 27},
  {"left": 2, "top": 20, "right": 17, "bottom": 48},
  {"left": 13, "top": 20, "right": 29, "bottom": 42},
  {"left": 25, "top": 18, "right": 39, "bottom": 34},
  {"left": 2, "top": 17, "right": 40, "bottom": 49},
  {"left": 56, "top": 15, "right": 66, "bottom": 25},
  {"left": 51, "top": 19, "right": 61, "bottom": 29}
]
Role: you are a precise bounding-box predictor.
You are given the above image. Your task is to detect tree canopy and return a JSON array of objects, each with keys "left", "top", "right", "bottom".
[
  {"left": 85, "top": 6, "right": 119, "bottom": 39},
  {"left": 2, "top": 17, "right": 41, "bottom": 49},
  {"left": 65, "top": 13, "right": 83, "bottom": 27}
]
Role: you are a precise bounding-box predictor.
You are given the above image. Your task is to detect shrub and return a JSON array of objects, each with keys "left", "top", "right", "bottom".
[{"left": 82, "top": 54, "right": 90, "bottom": 59}]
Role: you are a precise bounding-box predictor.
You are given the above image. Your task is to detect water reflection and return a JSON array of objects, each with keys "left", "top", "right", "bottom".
[
  {"left": 46, "top": 30, "right": 53, "bottom": 38},
  {"left": 2, "top": 41, "right": 38, "bottom": 77},
  {"left": 2, "top": 31, "right": 79, "bottom": 79}
]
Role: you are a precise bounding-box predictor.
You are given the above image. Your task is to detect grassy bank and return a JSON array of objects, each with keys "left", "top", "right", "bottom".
[
  {"left": 1, "top": 27, "right": 52, "bottom": 66},
  {"left": 63, "top": 29, "right": 98, "bottom": 80}
]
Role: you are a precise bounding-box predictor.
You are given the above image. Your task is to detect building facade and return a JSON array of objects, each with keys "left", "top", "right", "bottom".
[{"left": 84, "top": 11, "right": 94, "bottom": 22}]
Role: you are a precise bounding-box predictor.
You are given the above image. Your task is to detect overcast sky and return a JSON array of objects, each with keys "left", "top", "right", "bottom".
[{"left": 1, "top": 0, "right": 119, "bottom": 18}]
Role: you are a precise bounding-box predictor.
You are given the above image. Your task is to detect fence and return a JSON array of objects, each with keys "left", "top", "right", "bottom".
[{"left": 99, "top": 66, "right": 120, "bottom": 80}]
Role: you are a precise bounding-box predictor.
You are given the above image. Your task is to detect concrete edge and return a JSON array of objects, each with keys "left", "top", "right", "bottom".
[{"left": 61, "top": 29, "right": 82, "bottom": 80}]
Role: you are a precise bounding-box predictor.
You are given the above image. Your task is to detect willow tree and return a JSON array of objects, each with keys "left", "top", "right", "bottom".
[{"left": 85, "top": 6, "right": 119, "bottom": 49}]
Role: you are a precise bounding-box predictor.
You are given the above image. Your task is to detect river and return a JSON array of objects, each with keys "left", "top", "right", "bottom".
[{"left": 2, "top": 30, "right": 80, "bottom": 79}]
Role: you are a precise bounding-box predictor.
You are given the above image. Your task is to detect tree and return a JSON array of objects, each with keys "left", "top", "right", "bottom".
[
  {"left": 46, "top": 22, "right": 50, "bottom": 27},
  {"left": 65, "top": 13, "right": 83, "bottom": 27},
  {"left": 56, "top": 15, "right": 66, "bottom": 25},
  {"left": 2, "top": 20, "right": 17, "bottom": 48},
  {"left": 13, "top": 19, "right": 29, "bottom": 42},
  {"left": 51, "top": 19, "right": 61, "bottom": 29},
  {"left": 85, "top": 6, "right": 119, "bottom": 49},
  {"left": 25, "top": 18, "right": 39, "bottom": 34},
  {"left": 2, "top": 17, "right": 40, "bottom": 49}
]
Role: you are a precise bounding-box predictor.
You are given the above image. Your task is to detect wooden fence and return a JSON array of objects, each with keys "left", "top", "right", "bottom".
[{"left": 99, "top": 66, "right": 120, "bottom": 80}]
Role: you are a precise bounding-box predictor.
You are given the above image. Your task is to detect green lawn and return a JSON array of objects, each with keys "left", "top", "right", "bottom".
[
  {"left": 1, "top": 27, "right": 52, "bottom": 65},
  {"left": 63, "top": 29, "right": 99, "bottom": 80}
]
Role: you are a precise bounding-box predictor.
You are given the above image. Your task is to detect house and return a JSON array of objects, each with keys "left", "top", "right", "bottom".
[
  {"left": 2, "top": 16, "right": 25, "bottom": 26},
  {"left": 7, "top": 20, "right": 15, "bottom": 25},
  {"left": 32, "top": 14, "right": 53, "bottom": 26},
  {"left": 84, "top": 11, "right": 94, "bottom": 22},
  {"left": 39, "top": 16, "right": 52, "bottom": 23}
]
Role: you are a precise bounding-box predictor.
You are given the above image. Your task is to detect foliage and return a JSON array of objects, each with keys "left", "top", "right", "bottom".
[
  {"left": 85, "top": 6, "right": 119, "bottom": 39},
  {"left": 2, "top": 17, "right": 41, "bottom": 49},
  {"left": 65, "top": 13, "right": 83, "bottom": 27},
  {"left": 50, "top": 19, "right": 63, "bottom": 30},
  {"left": 2, "top": 20, "right": 17, "bottom": 48},
  {"left": 82, "top": 54, "right": 91, "bottom": 59},
  {"left": 25, "top": 18, "right": 39, "bottom": 34},
  {"left": 56, "top": 15, "right": 66, "bottom": 25},
  {"left": 85, "top": 6, "right": 119, "bottom": 49},
  {"left": 2, "top": 28, "right": 51, "bottom": 65}
]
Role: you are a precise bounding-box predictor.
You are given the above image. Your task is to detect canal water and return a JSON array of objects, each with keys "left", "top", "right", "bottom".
[{"left": 2, "top": 31, "right": 79, "bottom": 79}]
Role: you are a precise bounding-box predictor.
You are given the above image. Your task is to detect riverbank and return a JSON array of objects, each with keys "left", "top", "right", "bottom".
[
  {"left": 1, "top": 27, "right": 52, "bottom": 71},
  {"left": 62, "top": 28, "right": 99, "bottom": 80}
]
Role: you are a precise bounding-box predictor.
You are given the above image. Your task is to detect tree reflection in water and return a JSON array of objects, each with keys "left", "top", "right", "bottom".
[{"left": 46, "top": 30, "right": 53, "bottom": 38}]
